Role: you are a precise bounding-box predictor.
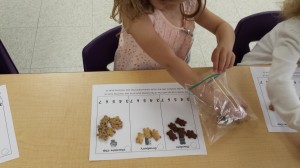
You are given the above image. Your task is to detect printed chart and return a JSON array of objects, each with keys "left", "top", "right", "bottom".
[
  {"left": 251, "top": 67, "right": 298, "bottom": 132},
  {"left": 0, "top": 85, "right": 19, "bottom": 163},
  {"left": 89, "top": 83, "right": 206, "bottom": 160}
]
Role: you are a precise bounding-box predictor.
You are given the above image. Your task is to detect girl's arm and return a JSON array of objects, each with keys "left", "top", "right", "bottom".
[
  {"left": 267, "top": 23, "right": 300, "bottom": 131},
  {"left": 122, "top": 11, "right": 241, "bottom": 113},
  {"left": 195, "top": 7, "right": 235, "bottom": 73},
  {"left": 123, "top": 15, "right": 201, "bottom": 87}
]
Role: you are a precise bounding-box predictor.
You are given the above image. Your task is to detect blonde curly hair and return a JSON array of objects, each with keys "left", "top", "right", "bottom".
[
  {"left": 282, "top": 0, "right": 300, "bottom": 19},
  {"left": 111, "top": 0, "right": 206, "bottom": 23}
]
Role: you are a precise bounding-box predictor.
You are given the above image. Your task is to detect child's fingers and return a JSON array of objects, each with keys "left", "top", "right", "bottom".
[
  {"left": 228, "top": 95, "right": 248, "bottom": 110},
  {"left": 211, "top": 48, "right": 220, "bottom": 72},
  {"left": 240, "top": 98, "right": 248, "bottom": 110},
  {"left": 212, "top": 48, "right": 227, "bottom": 73},
  {"left": 212, "top": 48, "right": 235, "bottom": 73},
  {"left": 224, "top": 53, "right": 232, "bottom": 68},
  {"left": 218, "top": 51, "right": 227, "bottom": 72},
  {"left": 229, "top": 53, "right": 235, "bottom": 67},
  {"left": 224, "top": 52, "right": 235, "bottom": 70},
  {"left": 217, "top": 48, "right": 229, "bottom": 72}
]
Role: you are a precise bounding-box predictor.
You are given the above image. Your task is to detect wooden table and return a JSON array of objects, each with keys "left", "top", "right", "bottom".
[{"left": 0, "top": 67, "right": 299, "bottom": 168}]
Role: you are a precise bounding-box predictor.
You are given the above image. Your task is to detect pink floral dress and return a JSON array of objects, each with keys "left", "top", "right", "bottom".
[{"left": 114, "top": 0, "right": 197, "bottom": 70}]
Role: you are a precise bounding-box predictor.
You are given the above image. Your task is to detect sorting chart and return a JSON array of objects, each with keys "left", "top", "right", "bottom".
[
  {"left": 250, "top": 67, "right": 298, "bottom": 132},
  {"left": 0, "top": 85, "right": 19, "bottom": 163},
  {"left": 89, "top": 83, "right": 206, "bottom": 161}
]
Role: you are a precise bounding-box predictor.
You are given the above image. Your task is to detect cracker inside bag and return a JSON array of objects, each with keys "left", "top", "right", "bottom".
[{"left": 187, "top": 71, "right": 256, "bottom": 144}]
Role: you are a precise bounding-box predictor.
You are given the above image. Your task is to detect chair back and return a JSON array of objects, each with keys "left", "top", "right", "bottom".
[
  {"left": 0, "top": 40, "right": 19, "bottom": 74},
  {"left": 82, "top": 25, "right": 122, "bottom": 71},
  {"left": 233, "top": 11, "right": 284, "bottom": 65}
]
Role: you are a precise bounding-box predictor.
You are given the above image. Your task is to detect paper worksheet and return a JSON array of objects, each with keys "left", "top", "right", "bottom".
[
  {"left": 89, "top": 83, "right": 207, "bottom": 161},
  {"left": 0, "top": 85, "right": 19, "bottom": 163},
  {"left": 250, "top": 67, "right": 298, "bottom": 132}
]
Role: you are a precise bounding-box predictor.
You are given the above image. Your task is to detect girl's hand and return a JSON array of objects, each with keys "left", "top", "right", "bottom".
[{"left": 211, "top": 46, "right": 235, "bottom": 73}]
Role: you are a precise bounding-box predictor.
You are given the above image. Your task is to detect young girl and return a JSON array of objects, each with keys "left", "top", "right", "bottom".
[
  {"left": 111, "top": 0, "right": 235, "bottom": 87},
  {"left": 240, "top": 0, "right": 300, "bottom": 131}
]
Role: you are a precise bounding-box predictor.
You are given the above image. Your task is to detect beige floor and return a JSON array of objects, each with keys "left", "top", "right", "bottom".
[{"left": 0, "top": 0, "right": 283, "bottom": 73}]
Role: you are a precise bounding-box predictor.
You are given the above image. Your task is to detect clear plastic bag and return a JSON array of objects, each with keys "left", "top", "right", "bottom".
[{"left": 187, "top": 71, "right": 257, "bottom": 144}]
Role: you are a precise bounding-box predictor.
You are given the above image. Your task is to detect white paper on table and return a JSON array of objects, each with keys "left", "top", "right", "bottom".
[
  {"left": 0, "top": 85, "right": 19, "bottom": 163},
  {"left": 250, "top": 67, "right": 298, "bottom": 132},
  {"left": 89, "top": 83, "right": 207, "bottom": 161}
]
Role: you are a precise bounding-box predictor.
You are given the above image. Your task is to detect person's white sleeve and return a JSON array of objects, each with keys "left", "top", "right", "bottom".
[{"left": 266, "top": 23, "right": 300, "bottom": 131}]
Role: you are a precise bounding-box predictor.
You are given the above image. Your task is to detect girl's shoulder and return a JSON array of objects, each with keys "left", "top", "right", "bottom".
[
  {"left": 279, "top": 16, "right": 300, "bottom": 28},
  {"left": 279, "top": 17, "right": 300, "bottom": 36},
  {"left": 285, "top": 16, "right": 300, "bottom": 27}
]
